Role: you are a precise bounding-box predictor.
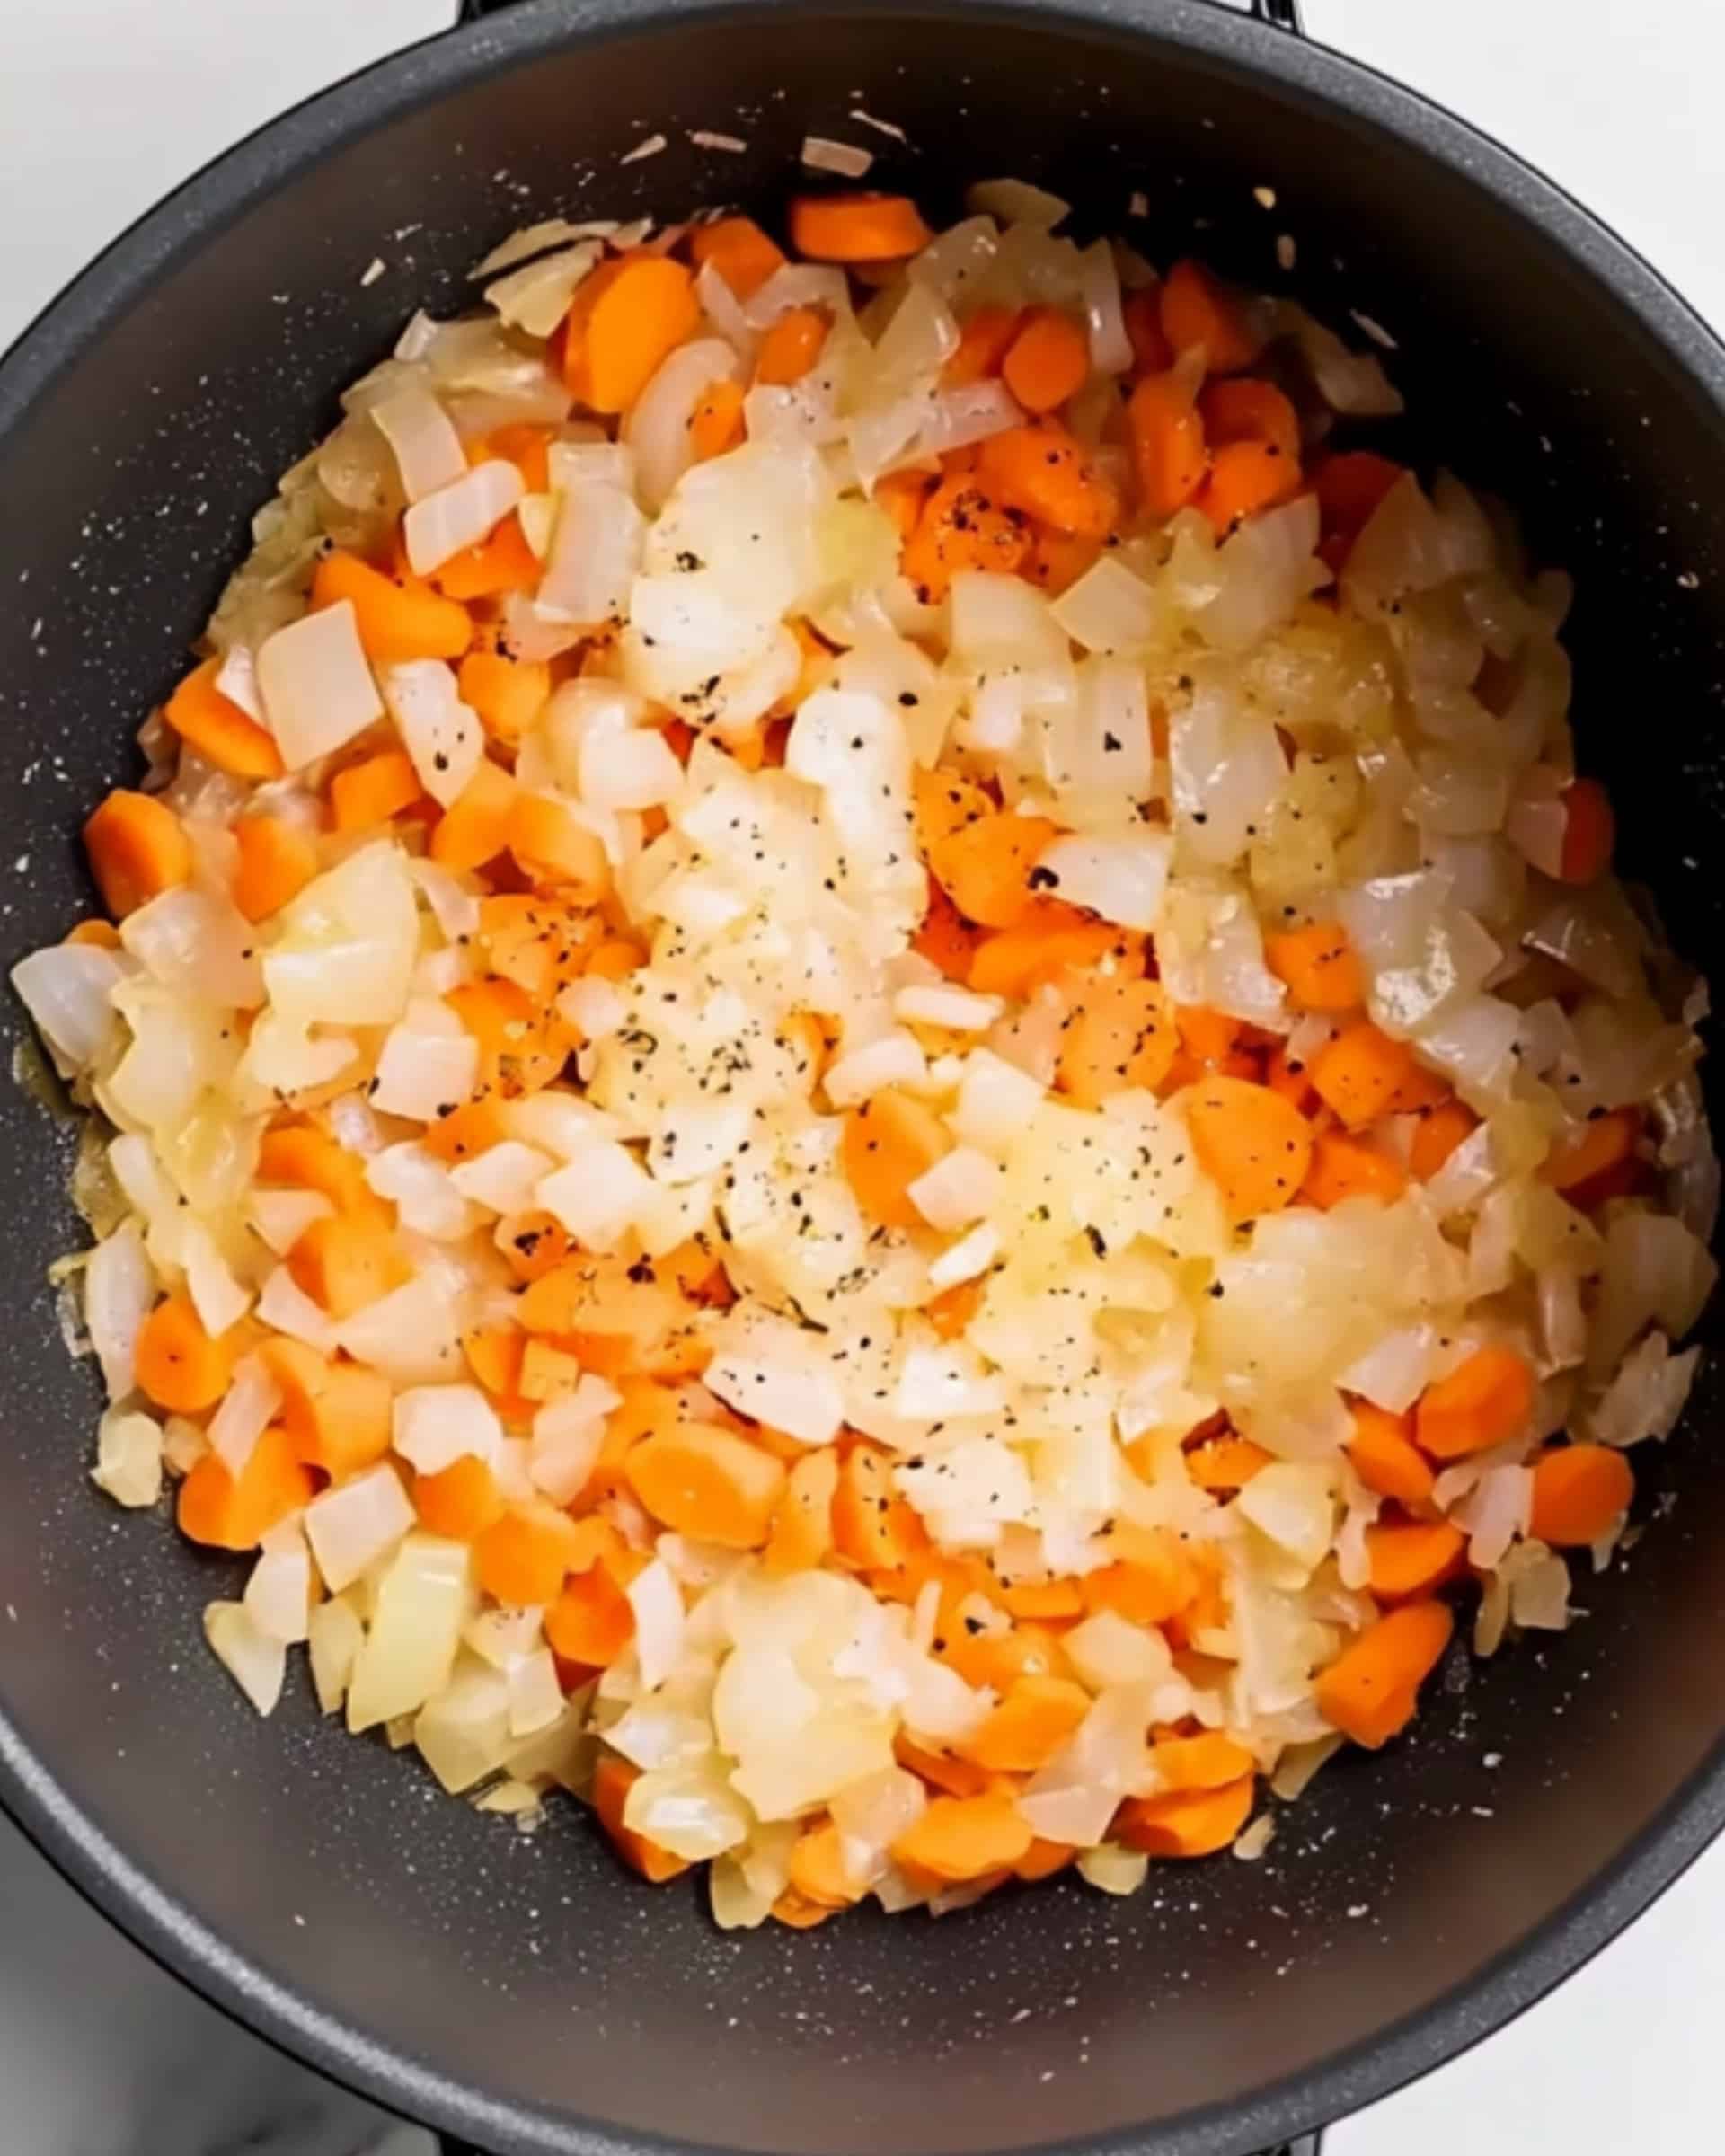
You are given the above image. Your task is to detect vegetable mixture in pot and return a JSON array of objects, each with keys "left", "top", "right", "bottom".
[{"left": 15, "top": 178, "right": 1716, "bottom": 1927}]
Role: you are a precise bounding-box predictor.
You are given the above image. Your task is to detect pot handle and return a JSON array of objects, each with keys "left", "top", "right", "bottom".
[{"left": 457, "top": 0, "right": 1305, "bottom": 25}]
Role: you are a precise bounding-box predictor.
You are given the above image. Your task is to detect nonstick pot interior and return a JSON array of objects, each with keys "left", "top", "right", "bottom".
[{"left": 2, "top": 4, "right": 1725, "bottom": 2154}]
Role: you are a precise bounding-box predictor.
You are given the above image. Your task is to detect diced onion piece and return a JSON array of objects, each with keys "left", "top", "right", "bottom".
[
  {"left": 244, "top": 1543, "right": 312, "bottom": 1645},
  {"left": 13, "top": 943, "right": 127, "bottom": 1074},
  {"left": 624, "top": 338, "right": 743, "bottom": 513},
  {"left": 246, "top": 1188, "right": 333, "bottom": 1257},
  {"left": 1078, "top": 240, "right": 1132, "bottom": 375},
  {"left": 649, "top": 1100, "right": 753, "bottom": 1186},
  {"left": 535, "top": 1141, "right": 655, "bottom": 1251},
  {"left": 1064, "top": 1610, "right": 1173, "bottom": 1691},
  {"left": 345, "top": 1533, "right": 473, "bottom": 1733},
  {"left": 1052, "top": 557, "right": 1162, "bottom": 654},
  {"left": 907, "top": 1145, "right": 1000, "bottom": 1232},
  {"left": 894, "top": 984, "right": 1003, "bottom": 1033},
  {"left": 952, "top": 1048, "right": 1044, "bottom": 1153},
  {"left": 84, "top": 1221, "right": 154, "bottom": 1402},
  {"left": 208, "top": 1356, "right": 283, "bottom": 1478},
  {"left": 257, "top": 1263, "right": 340, "bottom": 1353},
  {"left": 507, "top": 1648, "right": 565, "bottom": 1738},
  {"left": 529, "top": 1382, "right": 616, "bottom": 1504},
  {"left": 214, "top": 642, "right": 265, "bottom": 721},
  {"left": 257, "top": 601, "right": 385, "bottom": 771},
  {"left": 579, "top": 724, "right": 686, "bottom": 811},
  {"left": 450, "top": 1141, "right": 555, "bottom": 1215},
  {"left": 93, "top": 1405, "right": 164, "bottom": 1508},
  {"left": 801, "top": 135, "right": 874, "bottom": 178},
  {"left": 744, "top": 264, "right": 851, "bottom": 331},
  {"left": 484, "top": 240, "right": 605, "bottom": 338},
  {"left": 204, "top": 1601, "right": 288, "bottom": 1716},
  {"left": 926, "top": 1220, "right": 1001, "bottom": 1292},
  {"left": 706, "top": 1337, "right": 845, "bottom": 1446},
  {"left": 263, "top": 841, "right": 420, "bottom": 1029},
  {"left": 369, "top": 384, "right": 467, "bottom": 503},
  {"left": 393, "top": 1383, "right": 502, "bottom": 1475},
  {"left": 1235, "top": 1462, "right": 1336, "bottom": 1579},
  {"left": 307, "top": 1595, "right": 364, "bottom": 1713},
  {"left": 403, "top": 460, "right": 525, "bottom": 577},
  {"left": 121, "top": 888, "right": 263, "bottom": 1010},
  {"left": 305, "top": 1462, "right": 417, "bottom": 1593},
  {"left": 336, "top": 1272, "right": 464, "bottom": 1385},
  {"left": 540, "top": 482, "right": 646, "bottom": 625},
  {"left": 966, "top": 178, "right": 1070, "bottom": 230},
  {"left": 370, "top": 1009, "right": 482, "bottom": 1123},
  {"left": 1035, "top": 832, "right": 1171, "bottom": 932},
  {"left": 627, "top": 1558, "right": 687, "bottom": 1691},
  {"left": 381, "top": 660, "right": 482, "bottom": 808},
  {"left": 824, "top": 1031, "right": 928, "bottom": 1108},
  {"left": 181, "top": 1219, "right": 252, "bottom": 1339},
  {"left": 414, "top": 1665, "right": 513, "bottom": 1793}
]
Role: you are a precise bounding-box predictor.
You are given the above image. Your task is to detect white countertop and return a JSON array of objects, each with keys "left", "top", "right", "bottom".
[{"left": 3, "top": 3, "right": 1722, "bottom": 2152}]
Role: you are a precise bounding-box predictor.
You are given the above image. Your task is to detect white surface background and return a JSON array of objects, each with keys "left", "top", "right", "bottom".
[{"left": 2, "top": 2, "right": 1723, "bottom": 2152}]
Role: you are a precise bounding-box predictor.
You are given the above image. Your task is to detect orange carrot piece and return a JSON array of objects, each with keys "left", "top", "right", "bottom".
[
  {"left": 474, "top": 1501, "right": 583, "bottom": 1607},
  {"left": 1151, "top": 1731, "right": 1256, "bottom": 1792},
  {"left": 787, "top": 1822, "right": 864, "bottom": 1910},
  {"left": 1410, "top": 1097, "right": 1477, "bottom": 1181},
  {"left": 1119, "top": 1773, "right": 1255, "bottom": 1857},
  {"left": 1001, "top": 307, "right": 1090, "bottom": 413},
  {"left": 1184, "top": 1435, "right": 1272, "bottom": 1493},
  {"left": 998, "top": 1574, "right": 1086, "bottom": 1620},
  {"left": 1199, "top": 439, "right": 1298, "bottom": 536},
  {"left": 432, "top": 512, "right": 541, "bottom": 602},
  {"left": 591, "top": 1754, "right": 690, "bottom": 1882},
  {"left": 1301, "top": 1133, "right": 1409, "bottom": 1210},
  {"left": 689, "top": 376, "right": 747, "bottom": 461},
  {"left": 1174, "top": 1005, "right": 1243, "bottom": 1065},
  {"left": 1529, "top": 1444, "right": 1633, "bottom": 1547},
  {"left": 926, "top": 1277, "right": 986, "bottom": 1343},
  {"left": 564, "top": 255, "right": 701, "bottom": 415},
  {"left": 1315, "top": 1602, "right": 1454, "bottom": 1749},
  {"left": 545, "top": 1558, "right": 636, "bottom": 1666},
  {"left": 1309, "top": 1020, "right": 1416, "bottom": 1130},
  {"left": 960, "top": 1675, "right": 1092, "bottom": 1772},
  {"left": 329, "top": 749, "right": 422, "bottom": 833},
  {"left": 287, "top": 1215, "right": 410, "bottom": 1321},
  {"left": 977, "top": 420, "right": 1119, "bottom": 539},
  {"left": 256, "top": 1125, "right": 379, "bottom": 1220},
  {"left": 689, "top": 216, "right": 787, "bottom": 299},
  {"left": 1013, "top": 1837, "right": 1076, "bottom": 1882},
  {"left": 873, "top": 467, "right": 934, "bottom": 542},
  {"left": 1082, "top": 1523, "right": 1199, "bottom": 1627},
  {"left": 913, "top": 882, "right": 989, "bottom": 983},
  {"left": 1122, "top": 287, "right": 1173, "bottom": 376},
  {"left": 624, "top": 1421, "right": 786, "bottom": 1549},
  {"left": 415, "top": 1454, "right": 505, "bottom": 1540},
  {"left": 890, "top": 1790, "right": 1032, "bottom": 1882},
  {"left": 260, "top": 1337, "right": 392, "bottom": 1480},
  {"left": 1159, "top": 258, "right": 1260, "bottom": 373},
  {"left": 506, "top": 791, "right": 610, "bottom": 898},
  {"left": 789, "top": 193, "right": 933, "bottom": 262},
  {"left": 177, "top": 1426, "right": 314, "bottom": 1552},
  {"left": 1348, "top": 1401, "right": 1436, "bottom": 1507},
  {"left": 311, "top": 551, "right": 473, "bottom": 664},
  {"left": 83, "top": 790, "right": 193, "bottom": 919},
  {"left": 446, "top": 976, "right": 569, "bottom": 1099},
  {"left": 1128, "top": 368, "right": 1208, "bottom": 522},
  {"left": 755, "top": 306, "right": 829, "bottom": 386},
  {"left": 895, "top": 1731, "right": 991, "bottom": 1799},
  {"left": 831, "top": 1442, "right": 925, "bottom": 1571},
  {"left": 1314, "top": 450, "right": 1405, "bottom": 572},
  {"left": 770, "top": 1887, "right": 838, "bottom": 1929},
  {"left": 1541, "top": 1107, "right": 1638, "bottom": 1193},
  {"left": 968, "top": 907, "right": 1128, "bottom": 997},
  {"left": 927, "top": 809, "right": 1061, "bottom": 931},
  {"left": 944, "top": 305, "right": 1022, "bottom": 387},
  {"left": 136, "top": 1294, "right": 239, "bottom": 1415},
  {"left": 1057, "top": 974, "right": 1177, "bottom": 1107},
  {"left": 1415, "top": 1347, "right": 1536, "bottom": 1462},
  {"left": 1263, "top": 920, "right": 1364, "bottom": 1012},
  {"left": 64, "top": 918, "right": 123, "bottom": 949},
  {"left": 482, "top": 421, "right": 554, "bottom": 493},
  {"left": 1558, "top": 777, "right": 1614, "bottom": 885},
  {"left": 164, "top": 658, "right": 284, "bottom": 780},
  {"left": 900, "top": 472, "right": 1032, "bottom": 603},
  {"left": 1199, "top": 376, "right": 1302, "bottom": 464},
  {"left": 456, "top": 649, "right": 551, "bottom": 745},
  {"left": 429, "top": 758, "right": 518, "bottom": 871},
  {"left": 1366, "top": 1519, "right": 1467, "bottom": 1601},
  {"left": 233, "top": 815, "right": 318, "bottom": 923},
  {"left": 1186, "top": 1074, "right": 1314, "bottom": 1223},
  {"left": 764, "top": 1445, "right": 839, "bottom": 1577},
  {"left": 842, "top": 1086, "right": 951, "bottom": 1228}
]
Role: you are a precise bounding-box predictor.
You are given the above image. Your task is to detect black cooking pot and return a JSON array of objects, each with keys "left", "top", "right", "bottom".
[{"left": 1, "top": 2, "right": 1722, "bottom": 2152}]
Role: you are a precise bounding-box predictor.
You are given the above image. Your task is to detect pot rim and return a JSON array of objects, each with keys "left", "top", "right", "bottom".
[{"left": 3, "top": 4, "right": 1724, "bottom": 2154}]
